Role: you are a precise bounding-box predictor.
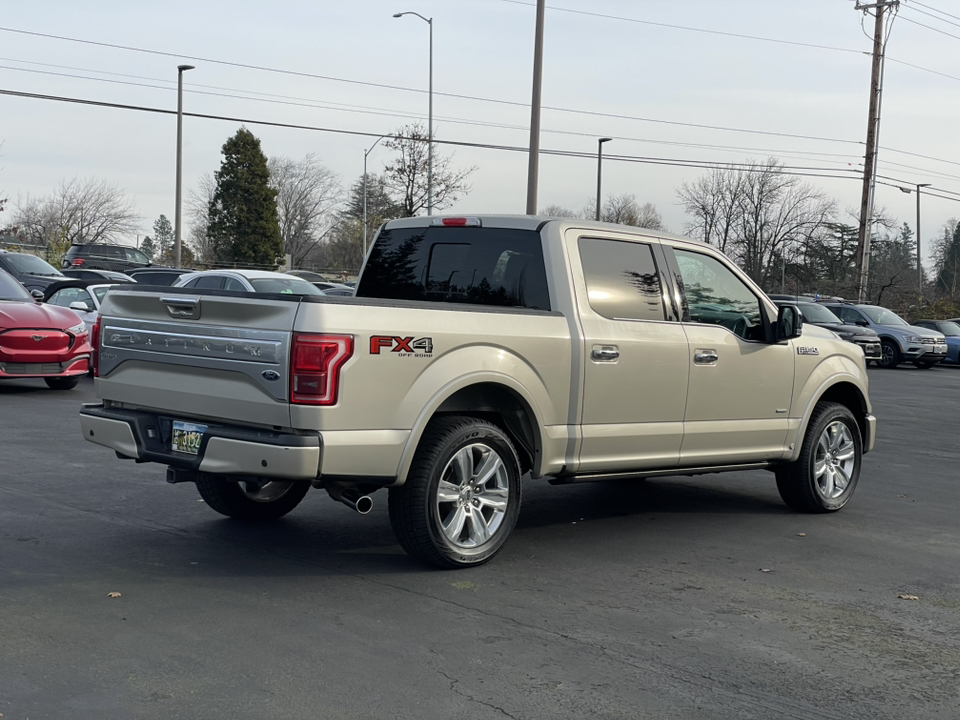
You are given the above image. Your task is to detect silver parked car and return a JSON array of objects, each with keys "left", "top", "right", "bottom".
[{"left": 821, "top": 302, "right": 947, "bottom": 369}]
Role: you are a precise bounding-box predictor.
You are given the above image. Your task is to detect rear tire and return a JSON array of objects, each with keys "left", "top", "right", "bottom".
[
  {"left": 44, "top": 376, "right": 80, "bottom": 390},
  {"left": 389, "top": 416, "right": 522, "bottom": 569},
  {"left": 775, "top": 402, "right": 862, "bottom": 513},
  {"left": 878, "top": 340, "right": 900, "bottom": 368},
  {"left": 195, "top": 476, "right": 310, "bottom": 520}
]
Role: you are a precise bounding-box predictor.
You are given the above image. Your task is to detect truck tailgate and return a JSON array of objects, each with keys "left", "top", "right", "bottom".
[{"left": 96, "top": 289, "right": 300, "bottom": 428}]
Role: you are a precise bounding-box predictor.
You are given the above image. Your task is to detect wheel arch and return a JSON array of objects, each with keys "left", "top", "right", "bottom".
[
  {"left": 791, "top": 379, "right": 870, "bottom": 462},
  {"left": 395, "top": 376, "right": 545, "bottom": 485}
]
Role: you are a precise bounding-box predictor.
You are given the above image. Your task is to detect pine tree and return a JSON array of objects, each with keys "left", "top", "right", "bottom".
[
  {"left": 140, "top": 235, "right": 156, "bottom": 262},
  {"left": 152, "top": 215, "right": 173, "bottom": 261},
  {"left": 207, "top": 127, "right": 283, "bottom": 267}
]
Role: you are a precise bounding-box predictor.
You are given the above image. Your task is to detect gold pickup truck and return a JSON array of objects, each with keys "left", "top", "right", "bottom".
[{"left": 80, "top": 216, "right": 876, "bottom": 568}]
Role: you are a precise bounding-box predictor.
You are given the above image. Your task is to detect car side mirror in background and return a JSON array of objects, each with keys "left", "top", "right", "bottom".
[
  {"left": 775, "top": 304, "right": 803, "bottom": 341},
  {"left": 31, "top": 289, "right": 45, "bottom": 302},
  {"left": 69, "top": 301, "right": 94, "bottom": 313}
]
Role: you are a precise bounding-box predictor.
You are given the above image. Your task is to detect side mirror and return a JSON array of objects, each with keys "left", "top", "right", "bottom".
[
  {"left": 31, "top": 289, "right": 45, "bottom": 302},
  {"left": 775, "top": 304, "right": 803, "bottom": 341},
  {"left": 69, "top": 301, "right": 94, "bottom": 313},
  {"left": 856, "top": 320, "right": 869, "bottom": 327}
]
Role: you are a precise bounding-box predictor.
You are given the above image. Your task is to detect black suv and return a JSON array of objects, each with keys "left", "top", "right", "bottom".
[
  {"left": 62, "top": 244, "right": 152, "bottom": 273},
  {"left": 0, "top": 250, "right": 66, "bottom": 293},
  {"left": 772, "top": 299, "right": 881, "bottom": 359}
]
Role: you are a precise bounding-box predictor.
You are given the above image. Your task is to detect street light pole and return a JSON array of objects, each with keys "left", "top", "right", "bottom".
[
  {"left": 916, "top": 182, "right": 932, "bottom": 298},
  {"left": 363, "top": 136, "right": 388, "bottom": 258},
  {"left": 393, "top": 11, "right": 433, "bottom": 215},
  {"left": 595, "top": 137, "right": 612, "bottom": 221},
  {"left": 174, "top": 64, "right": 195, "bottom": 269}
]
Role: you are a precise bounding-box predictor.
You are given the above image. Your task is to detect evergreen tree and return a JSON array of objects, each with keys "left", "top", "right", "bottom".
[
  {"left": 207, "top": 127, "right": 283, "bottom": 267},
  {"left": 140, "top": 235, "right": 155, "bottom": 262},
  {"left": 152, "top": 215, "right": 173, "bottom": 260},
  {"left": 934, "top": 220, "right": 960, "bottom": 298}
]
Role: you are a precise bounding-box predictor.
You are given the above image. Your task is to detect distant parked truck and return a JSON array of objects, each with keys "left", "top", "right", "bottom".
[{"left": 80, "top": 216, "right": 876, "bottom": 568}]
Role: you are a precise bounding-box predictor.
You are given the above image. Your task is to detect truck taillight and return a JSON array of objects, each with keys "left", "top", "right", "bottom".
[
  {"left": 72, "top": 258, "right": 85, "bottom": 266},
  {"left": 291, "top": 333, "right": 353, "bottom": 405},
  {"left": 92, "top": 316, "right": 102, "bottom": 377}
]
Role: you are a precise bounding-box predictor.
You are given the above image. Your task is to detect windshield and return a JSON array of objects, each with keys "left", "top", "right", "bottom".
[
  {"left": 0, "top": 271, "right": 33, "bottom": 300},
  {"left": 92, "top": 287, "right": 110, "bottom": 304},
  {"left": 5, "top": 253, "right": 64, "bottom": 277},
  {"left": 860, "top": 306, "right": 908, "bottom": 326},
  {"left": 935, "top": 321, "right": 960, "bottom": 337},
  {"left": 249, "top": 277, "right": 325, "bottom": 295},
  {"left": 797, "top": 302, "right": 842, "bottom": 324}
]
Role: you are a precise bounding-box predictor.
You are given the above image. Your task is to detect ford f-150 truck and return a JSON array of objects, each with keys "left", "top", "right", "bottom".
[{"left": 80, "top": 216, "right": 876, "bottom": 568}]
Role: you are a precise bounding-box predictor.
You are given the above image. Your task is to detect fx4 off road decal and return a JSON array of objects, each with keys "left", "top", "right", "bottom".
[
  {"left": 797, "top": 346, "right": 820, "bottom": 356},
  {"left": 370, "top": 335, "right": 434, "bottom": 358}
]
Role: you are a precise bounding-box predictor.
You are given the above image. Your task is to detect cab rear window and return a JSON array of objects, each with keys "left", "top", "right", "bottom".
[{"left": 357, "top": 227, "right": 550, "bottom": 310}]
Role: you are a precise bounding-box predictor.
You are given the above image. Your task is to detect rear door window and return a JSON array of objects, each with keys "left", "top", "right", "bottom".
[
  {"left": 578, "top": 237, "right": 665, "bottom": 321},
  {"left": 194, "top": 275, "right": 225, "bottom": 289},
  {"left": 358, "top": 226, "right": 550, "bottom": 310}
]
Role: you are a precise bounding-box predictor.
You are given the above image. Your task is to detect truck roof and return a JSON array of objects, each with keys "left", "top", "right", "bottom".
[{"left": 382, "top": 214, "right": 703, "bottom": 246}]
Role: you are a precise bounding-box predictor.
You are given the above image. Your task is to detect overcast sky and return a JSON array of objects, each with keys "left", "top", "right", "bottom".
[{"left": 1, "top": 0, "right": 958, "bottom": 265}]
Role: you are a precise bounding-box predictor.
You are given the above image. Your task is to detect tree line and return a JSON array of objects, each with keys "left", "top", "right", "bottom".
[{"left": 2, "top": 133, "right": 958, "bottom": 318}]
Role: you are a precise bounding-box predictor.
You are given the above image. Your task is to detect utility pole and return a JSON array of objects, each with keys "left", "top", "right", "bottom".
[
  {"left": 854, "top": 1, "right": 898, "bottom": 302},
  {"left": 525, "top": 0, "right": 546, "bottom": 215}
]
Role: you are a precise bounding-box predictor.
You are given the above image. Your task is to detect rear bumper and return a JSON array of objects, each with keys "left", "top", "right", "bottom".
[{"left": 79, "top": 403, "right": 321, "bottom": 480}]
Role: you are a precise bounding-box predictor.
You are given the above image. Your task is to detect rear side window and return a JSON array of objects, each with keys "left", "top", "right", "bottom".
[
  {"left": 578, "top": 237, "right": 664, "bottom": 321},
  {"left": 358, "top": 227, "right": 550, "bottom": 310}
]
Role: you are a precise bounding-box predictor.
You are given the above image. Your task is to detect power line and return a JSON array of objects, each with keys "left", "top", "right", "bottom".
[
  {"left": 499, "top": 0, "right": 865, "bottom": 54},
  {"left": 0, "top": 24, "right": 878, "bottom": 147},
  {"left": 0, "top": 86, "right": 869, "bottom": 179},
  {"left": 911, "top": 0, "right": 960, "bottom": 23},
  {"left": 898, "top": 14, "right": 960, "bottom": 40},
  {"left": 0, "top": 61, "right": 869, "bottom": 165},
  {"left": 901, "top": 3, "right": 960, "bottom": 30}
]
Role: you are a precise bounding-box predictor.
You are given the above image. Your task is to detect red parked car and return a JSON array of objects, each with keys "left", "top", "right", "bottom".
[{"left": 0, "top": 269, "right": 91, "bottom": 389}]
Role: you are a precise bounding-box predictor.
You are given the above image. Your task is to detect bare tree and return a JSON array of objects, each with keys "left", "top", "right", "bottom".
[
  {"left": 186, "top": 173, "right": 216, "bottom": 263},
  {"left": 11, "top": 177, "right": 141, "bottom": 248},
  {"left": 268, "top": 153, "right": 341, "bottom": 268},
  {"left": 542, "top": 204, "right": 580, "bottom": 218},
  {"left": 583, "top": 194, "right": 665, "bottom": 230},
  {"left": 383, "top": 123, "right": 475, "bottom": 216},
  {"left": 677, "top": 159, "right": 835, "bottom": 287}
]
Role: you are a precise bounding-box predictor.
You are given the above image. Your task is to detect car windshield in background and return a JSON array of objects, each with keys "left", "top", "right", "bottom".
[
  {"left": 248, "top": 278, "right": 324, "bottom": 295},
  {"left": 357, "top": 226, "right": 550, "bottom": 310},
  {"left": 5, "top": 254, "right": 64, "bottom": 277},
  {"left": 92, "top": 287, "right": 111, "bottom": 304},
  {"left": 797, "top": 302, "right": 843, "bottom": 324},
  {"left": 0, "top": 272, "right": 33, "bottom": 300},
  {"left": 861, "top": 306, "right": 908, "bottom": 326},
  {"left": 936, "top": 321, "right": 960, "bottom": 336}
]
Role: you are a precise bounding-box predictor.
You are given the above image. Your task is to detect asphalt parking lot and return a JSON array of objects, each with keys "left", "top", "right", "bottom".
[{"left": 1, "top": 367, "right": 959, "bottom": 720}]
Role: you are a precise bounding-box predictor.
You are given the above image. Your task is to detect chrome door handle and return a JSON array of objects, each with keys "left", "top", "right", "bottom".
[
  {"left": 591, "top": 345, "right": 620, "bottom": 362},
  {"left": 694, "top": 349, "right": 718, "bottom": 365}
]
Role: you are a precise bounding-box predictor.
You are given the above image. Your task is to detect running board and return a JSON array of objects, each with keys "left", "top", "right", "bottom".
[{"left": 548, "top": 462, "right": 773, "bottom": 485}]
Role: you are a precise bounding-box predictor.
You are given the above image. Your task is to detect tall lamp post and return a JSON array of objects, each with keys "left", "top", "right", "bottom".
[
  {"left": 393, "top": 11, "right": 433, "bottom": 215},
  {"left": 900, "top": 182, "right": 932, "bottom": 298},
  {"left": 174, "top": 64, "right": 195, "bottom": 269},
  {"left": 595, "top": 137, "right": 612, "bottom": 221},
  {"left": 363, "top": 135, "right": 388, "bottom": 258}
]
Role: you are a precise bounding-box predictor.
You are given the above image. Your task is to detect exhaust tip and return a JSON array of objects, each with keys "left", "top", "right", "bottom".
[{"left": 353, "top": 495, "right": 374, "bottom": 515}]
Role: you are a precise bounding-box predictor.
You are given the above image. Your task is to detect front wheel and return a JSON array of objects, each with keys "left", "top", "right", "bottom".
[
  {"left": 878, "top": 340, "right": 901, "bottom": 368},
  {"left": 195, "top": 475, "right": 310, "bottom": 520},
  {"left": 44, "top": 376, "right": 80, "bottom": 390},
  {"left": 775, "top": 402, "right": 862, "bottom": 513},
  {"left": 389, "top": 416, "right": 522, "bottom": 569}
]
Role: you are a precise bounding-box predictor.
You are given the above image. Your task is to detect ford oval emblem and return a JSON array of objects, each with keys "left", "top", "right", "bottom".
[{"left": 262, "top": 370, "right": 281, "bottom": 381}]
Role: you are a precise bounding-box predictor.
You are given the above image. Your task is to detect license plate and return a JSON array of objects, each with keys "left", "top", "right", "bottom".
[{"left": 172, "top": 420, "right": 207, "bottom": 455}]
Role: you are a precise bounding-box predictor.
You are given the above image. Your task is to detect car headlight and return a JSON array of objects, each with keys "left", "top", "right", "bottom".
[
  {"left": 905, "top": 335, "right": 922, "bottom": 343},
  {"left": 66, "top": 322, "right": 87, "bottom": 336}
]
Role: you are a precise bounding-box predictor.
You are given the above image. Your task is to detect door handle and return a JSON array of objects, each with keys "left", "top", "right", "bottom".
[
  {"left": 694, "top": 349, "right": 718, "bottom": 365},
  {"left": 591, "top": 345, "right": 620, "bottom": 362}
]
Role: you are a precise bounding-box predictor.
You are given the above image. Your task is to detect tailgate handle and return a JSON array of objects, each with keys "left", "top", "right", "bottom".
[{"left": 161, "top": 296, "right": 201, "bottom": 320}]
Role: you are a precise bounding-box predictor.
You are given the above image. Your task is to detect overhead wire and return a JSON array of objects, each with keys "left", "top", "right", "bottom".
[{"left": 910, "top": 0, "right": 960, "bottom": 23}]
